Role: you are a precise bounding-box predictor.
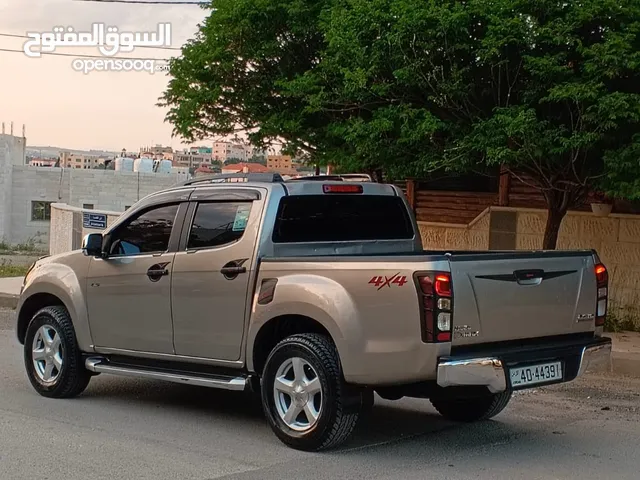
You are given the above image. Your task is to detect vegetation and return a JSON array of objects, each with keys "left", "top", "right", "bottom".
[
  {"left": 0, "top": 237, "right": 46, "bottom": 255},
  {"left": 0, "top": 261, "right": 30, "bottom": 278},
  {"left": 162, "top": 0, "right": 640, "bottom": 249},
  {"left": 605, "top": 305, "right": 640, "bottom": 333}
]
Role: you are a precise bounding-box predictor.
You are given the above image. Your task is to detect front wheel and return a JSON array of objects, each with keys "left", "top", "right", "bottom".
[
  {"left": 430, "top": 390, "right": 512, "bottom": 422},
  {"left": 23, "top": 306, "right": 91, "bottom": 398},
  {"left": 261, "top": 333, "right": 361, "bottom": 451}
]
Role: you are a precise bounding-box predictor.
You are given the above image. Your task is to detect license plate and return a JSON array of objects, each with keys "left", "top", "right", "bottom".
[{"left": 510, "top": 361, "right": 563, "bottom": 388}]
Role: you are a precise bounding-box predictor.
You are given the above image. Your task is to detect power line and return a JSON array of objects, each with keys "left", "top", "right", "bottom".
[
  {"left": 0, "top": 47, "right": 170, "bottom": 61},
  {"left": 0, "top": 32, "right": 182, "bottom": 51}
]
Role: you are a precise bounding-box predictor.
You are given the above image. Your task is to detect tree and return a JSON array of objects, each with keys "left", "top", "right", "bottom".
[
  {"left": 159, "top": 0, "right": 335, "bottom": 159},
  {"left": 288, "top": 0, "right": 640, "bottom": 248},
  {"left": 162, "top": 0, "right": 640, "bottom": 249}
]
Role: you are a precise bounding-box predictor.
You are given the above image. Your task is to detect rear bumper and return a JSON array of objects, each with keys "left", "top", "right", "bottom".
[{"left": 437, "top": 336, "right": 612, "bottom": 393}]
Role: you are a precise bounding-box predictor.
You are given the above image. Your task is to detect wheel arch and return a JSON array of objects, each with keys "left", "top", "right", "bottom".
[
  {"left": 16, "top": 292, "right": 67, "bottom": 344},
  {"left": 17, "top": 266, "right": 93, "bottom": 351},
  {"left": 250, "top": 314, "right": 336, "bottom": 376}
]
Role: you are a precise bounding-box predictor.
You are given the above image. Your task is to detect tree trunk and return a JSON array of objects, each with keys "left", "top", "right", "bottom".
[{"left": 542, "top": 205, "right": 567, "bottom": 250}]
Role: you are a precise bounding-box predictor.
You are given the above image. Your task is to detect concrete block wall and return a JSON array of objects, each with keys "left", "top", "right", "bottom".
[
  {"left": 2, "top": 163, "right": 184, "bottom": 249},
  {"left": 68, "top": 170, "right": 182, "bottom": 212},
  {"left": 10, "top": 167, "right": 71, "bottom": 247}
]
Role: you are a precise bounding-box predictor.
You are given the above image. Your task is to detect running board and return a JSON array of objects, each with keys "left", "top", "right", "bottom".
[{"left": 85, "top": 357, "right": 247, "bottom": 391}]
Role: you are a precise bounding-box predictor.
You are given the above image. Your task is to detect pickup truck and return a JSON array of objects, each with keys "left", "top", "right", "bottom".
[{"left": 16, "top": 174, "right": 612, "bottom": 451}]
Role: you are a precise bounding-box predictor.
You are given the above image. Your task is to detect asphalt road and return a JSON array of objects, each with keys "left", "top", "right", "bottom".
[{"left": 1, "top": 308, "right": 639, "bottom": 480}]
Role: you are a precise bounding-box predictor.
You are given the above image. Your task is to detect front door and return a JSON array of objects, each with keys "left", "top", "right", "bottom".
[
  {"left": 86, "top": 203, "right": 181, "bottom": 353},
  {"left": 171, "top": 199, "right": 260, "bottom": 361}
]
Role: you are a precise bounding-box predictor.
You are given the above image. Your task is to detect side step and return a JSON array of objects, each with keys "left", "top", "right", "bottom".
[{"left": 85, "top": 357, "right": 248, "bottom": 391}]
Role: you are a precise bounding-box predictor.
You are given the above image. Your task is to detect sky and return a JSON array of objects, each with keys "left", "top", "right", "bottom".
[{"left": 0, "top": 0, "right": 209, "bottom": 152}]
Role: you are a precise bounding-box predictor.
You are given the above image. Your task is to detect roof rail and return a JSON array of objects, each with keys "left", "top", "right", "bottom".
[
  {"left": 287, "top": 175, "right": 344, "bottom": 182},
  {"left": 286, "top": 174, "right": 373, "bottom": 182},
  {"left": 181, "top": 172, "right": 285, "bottom": 186}
]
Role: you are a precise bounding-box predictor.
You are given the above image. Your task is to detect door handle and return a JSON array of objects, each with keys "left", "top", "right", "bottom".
[
  {"left": 147, "top": 269, "right": 169, "bottom": 277},
  {"left": 220, "top": 266, "right": 247, "bottom": 276}
]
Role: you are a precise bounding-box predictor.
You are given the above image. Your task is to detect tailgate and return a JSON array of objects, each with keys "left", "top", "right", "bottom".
[{"left": 449, "top": 251, "right": 597, "bottom": 346}]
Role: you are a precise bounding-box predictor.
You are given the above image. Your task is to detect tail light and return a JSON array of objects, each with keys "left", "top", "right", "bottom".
[
  {"left": 415, "top": 272, "right": 453, "bottom": 342},
  {"left": 595, "top": 263, "right": 608, "bottom": 327}
]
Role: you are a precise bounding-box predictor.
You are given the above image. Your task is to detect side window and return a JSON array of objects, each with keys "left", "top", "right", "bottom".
[
  {"left": 187, "top": 202, "right": 252, "bottom": 250},
  {"left": 110, "top": 204, "right": 179, "bottom": 256}
]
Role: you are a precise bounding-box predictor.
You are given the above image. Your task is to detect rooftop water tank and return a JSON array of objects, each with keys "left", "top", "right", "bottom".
[
  {"left": 115, "top": 157, "right": 134, "bottom": 172},
  {"left": 158, "top": 159, "right": 172, "bottom": 174},
  {"left": 134, "top": 158, "right": 154, "bottom": 173}
]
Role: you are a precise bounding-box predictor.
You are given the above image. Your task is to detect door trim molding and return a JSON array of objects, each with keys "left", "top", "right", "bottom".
[{"left": 92, "top": 346, "right": 244, "bottom": 368}]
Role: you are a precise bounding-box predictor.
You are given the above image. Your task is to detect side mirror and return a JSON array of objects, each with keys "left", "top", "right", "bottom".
[{"left": 82, "top": 233, "right": 104, "bottom": 257}]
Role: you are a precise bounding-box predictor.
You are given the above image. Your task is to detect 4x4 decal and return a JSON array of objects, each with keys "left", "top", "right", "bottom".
[{"left": 368, "top": 273, "right": 407, "bottom": 290}]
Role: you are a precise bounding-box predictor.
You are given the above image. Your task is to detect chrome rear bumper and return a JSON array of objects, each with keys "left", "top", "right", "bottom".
[{"left": 437, "top": 336, "right": 612, "bottom": 393}]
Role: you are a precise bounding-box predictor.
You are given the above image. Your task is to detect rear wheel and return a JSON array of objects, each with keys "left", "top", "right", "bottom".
[
  {"left": 430, "top": 391, "right": 512, "bottom": 422},
  {"left": 261, "top": 333, "right": 361, "bottom": 451},
  {"left": 23, "top": 306, "right": 91, "bottom": 398}
]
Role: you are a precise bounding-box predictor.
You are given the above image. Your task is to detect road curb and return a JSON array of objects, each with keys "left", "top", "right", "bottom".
[
  {"left": 604, "top": 333, "right": 640, "bottom": 379},
  {"left": 0, "top": 294, "right": 18, "bottom": 309}
]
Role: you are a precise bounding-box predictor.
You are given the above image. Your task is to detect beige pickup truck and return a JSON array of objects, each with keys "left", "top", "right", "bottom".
[{"left": 16, "top": 174, "right": 612, "bottom": 451}]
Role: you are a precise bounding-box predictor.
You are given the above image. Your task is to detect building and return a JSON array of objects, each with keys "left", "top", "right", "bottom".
[
  {"left": 0, "top": 133, "right": 187, "bottom": 249},
  {"left": 213, "top": 141, "right": 254, "bottom": 162},
  {"left": 60, "top": 152, "right": 107, "bottom": 169},
  {"left": 29, "top": 158, "right": 57, "bottom": 167},
  {"left": 173, "top": 150, "right": 211, "bottom": 168},
  {"left": 139, "top": 144, "right": 173, "bottom": 156},
  {"left": 221, "top": 162, "right": 270, "bottom": 174},
  {"left": 191, "top": 146, "right": 212, "bottom": 155},
  {"left": 267, "top": 154, "right": 294, "bottom": 172}
]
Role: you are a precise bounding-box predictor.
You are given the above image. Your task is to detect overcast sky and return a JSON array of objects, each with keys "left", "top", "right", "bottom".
[{"left": 0, "top": 0, "right": 208, "bottom": 152}]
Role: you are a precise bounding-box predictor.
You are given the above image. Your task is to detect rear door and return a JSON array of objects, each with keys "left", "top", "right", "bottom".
[
  {"left": 170, "top": 188, "right": 264, "bottom": 361},
  {"left": 449, "top": 251, "right": 597, "bottom": 346}
]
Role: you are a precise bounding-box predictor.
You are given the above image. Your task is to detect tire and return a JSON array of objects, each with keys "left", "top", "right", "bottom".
[
  {"left": 430, "top": 391, "right": 512, "bottom": 422},
  {"left": 23, "top": 305, "right": 91, "bottom": 398},
  {"left": 261, "top": 333, "right": 361, "bottom": 451}
]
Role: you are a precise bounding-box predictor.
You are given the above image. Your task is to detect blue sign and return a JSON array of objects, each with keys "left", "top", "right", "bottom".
[{"left": 83, "top": 212, "right": 107, "bottom": 229}]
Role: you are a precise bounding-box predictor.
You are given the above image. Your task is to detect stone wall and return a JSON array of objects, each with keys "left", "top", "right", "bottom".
[
  {"left": 417, "top": 206, "right": 640, "bottom": 322},
  {"left": 418, "top": 208, "right": 490, "bottom": 251},
  {"left": 0, "top": 134, "right": 26, "bottom": 242},
  {"left": 511, "top": 208, "right": 640, "bottom": 311}
]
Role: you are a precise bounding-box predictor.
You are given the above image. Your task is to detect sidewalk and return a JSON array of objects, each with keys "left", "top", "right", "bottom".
[
  {"left": 0, "top": 276, "right": 23, "bottom": 308},
  {"left": 603, "top": 331, "right": 640, "bottom": 379},
  {"left": 0, "top": 275, "right": 638, "bottom": 377}
]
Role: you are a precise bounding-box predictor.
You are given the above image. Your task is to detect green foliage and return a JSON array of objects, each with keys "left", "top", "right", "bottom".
[
  {"left": 162, "top": 0, "right": 640, "bottom": 205},
  {"left": 0, "top": 261, "right": 30, "bottom": 278}
]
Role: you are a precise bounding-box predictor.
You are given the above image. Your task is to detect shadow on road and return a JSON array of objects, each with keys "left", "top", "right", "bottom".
[{"left": 79, "top": 376, "right": 532, "bottom": 455}]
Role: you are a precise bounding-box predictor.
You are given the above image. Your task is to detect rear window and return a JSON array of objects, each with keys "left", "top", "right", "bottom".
[{"left": 272, "top": 195, "right": 414, "bottom": 243}]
